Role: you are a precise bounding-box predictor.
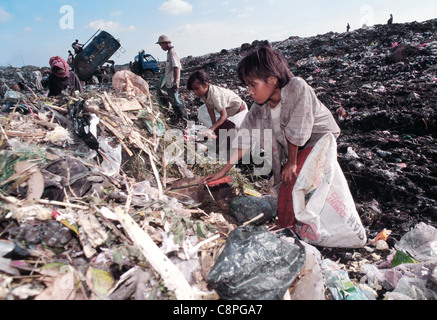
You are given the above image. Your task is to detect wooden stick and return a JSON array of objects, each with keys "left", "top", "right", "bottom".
[
  {"left": 99, "top": 118, "right": 125, "bottom": 140},
  {"left": 110, "top": 206, "right": 194, "bottom": 300},
  {"left": 99, "top": 208, "right": 133, "bottom": 246},
  {"left": 146, "top": 148, "right": 163, "bottom": 199},
  {"left": 37, "top": 199, "right": 89, "bottom": 210},
  {"left": 0, "top": 162, "right": 39, "bottom": 188},
  {"left": 47, "top": 104, "right": 68, "bottom": 114},
  {"left": 182, "top": 208, "right": 209, "bottom": 216},
  {"left": 5, "top": 131, "right": 45, "bottom": 138},
  {"left": 35, "top": 120, "right": 58, "bottom": 130},
  {"left": 103, "top": 92, "right": 133, "bottom": 126},
  {"left": 162, "top": 152, "right": 167, "bottom": 189},
  {"left": 99, "top": 118, "right": 134, "bottom": 157},
  {"left": 242, "top": 213, "right": 265, "bottom": 227},
  {"left": 0, "top": 123, "right": 10, "bottom": 146},
  {"left": 99, "top": 95, "right": 112, "bottom": 113}
]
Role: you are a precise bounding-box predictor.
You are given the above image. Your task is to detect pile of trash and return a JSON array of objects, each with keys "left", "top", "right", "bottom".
[
  {"left": 180, "top": 19, "right": 436, "bottom": 233},
  {"left": 0, "top": 70, "right": 235, "bottom": 300},
  {"left": 1, "top": 19, "right": 436, "bottom": 301}
]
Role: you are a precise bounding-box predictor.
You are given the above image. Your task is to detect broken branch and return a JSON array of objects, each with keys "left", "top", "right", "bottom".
[{"left": 110, "top": 206, "right": 194, "bottom": 300}]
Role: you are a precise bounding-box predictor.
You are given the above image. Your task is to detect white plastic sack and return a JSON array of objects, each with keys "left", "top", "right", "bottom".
[
  {"left": 293, "top": 133, "right": 367, "bottom": 248},
  {"left": 112, "top": 70, "right": 150, "bottom": 98},
  {"left": 197, "top": 104, "right": 218, "bottom": 128},
  {"left": 288, "top": 241, "right": 326, "bottom": 300}
]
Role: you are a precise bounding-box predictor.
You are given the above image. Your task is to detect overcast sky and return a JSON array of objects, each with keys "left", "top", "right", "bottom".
[{"left": 0, "top": 0, "right": 436, "bottom": 67}]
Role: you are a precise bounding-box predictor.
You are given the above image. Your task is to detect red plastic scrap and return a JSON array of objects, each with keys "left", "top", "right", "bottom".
[
  {"left": 207, "top": 176, "right": 233, "bottom": 187},
  {"left": 370, "top": 229, "right": 392, "bottom": 243}
]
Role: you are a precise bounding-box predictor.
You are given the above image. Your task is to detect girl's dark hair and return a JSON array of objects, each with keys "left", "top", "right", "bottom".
[
  {"left": 237, "top": 45, "right": 293, "bottom": 89},
  {"left": 187, "top": 70, "right": 211, "bottom": 90}
]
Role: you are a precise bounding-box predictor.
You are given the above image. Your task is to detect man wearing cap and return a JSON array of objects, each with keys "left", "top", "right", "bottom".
[{"left": 156, "top": 35, "right": 188, "bottom": 123}]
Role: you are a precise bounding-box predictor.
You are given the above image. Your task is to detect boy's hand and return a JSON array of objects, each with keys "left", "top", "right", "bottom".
[{"left": 200, "top": 129, "right": 217, "bottom": 139}]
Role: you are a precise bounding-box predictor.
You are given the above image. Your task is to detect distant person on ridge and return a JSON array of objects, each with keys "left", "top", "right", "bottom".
[
  {"left": 388, "top": 14, "right": 393, "bottom": 26},
  {"left": 347, "top": 23, "right": 351, "bottom": 33},
  {"left": 156, "top": 35, "right": 188, "bottom": 124},
  {"left": 47, "top": 56, "right": 83, "bottom": 97}
]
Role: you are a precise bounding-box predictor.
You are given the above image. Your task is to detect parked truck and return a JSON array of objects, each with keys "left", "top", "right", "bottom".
[
  {"left": 131, "top": 50, "right": 161, "bottom": 80},
  {"left": 73, "top": 30, "right": 121, "bottom": 82}
]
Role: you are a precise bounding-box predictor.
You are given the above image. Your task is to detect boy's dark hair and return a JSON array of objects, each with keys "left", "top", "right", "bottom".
[
  {"left": 237, "top": 45, "right": 293, "bottom": 89},
  {"left": 187, "top": 70, "right": 211, "bottom": 90}
]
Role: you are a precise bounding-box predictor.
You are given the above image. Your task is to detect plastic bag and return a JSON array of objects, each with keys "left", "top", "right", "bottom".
[
  {"left": 3, "top": 91, "right": 30, "bottom": 114},
  {"left": 3, "top": 90, "right": 28, "bottom": 104},
  {"left": 112, "top": 70, "right": 150, "bottom": 98},
  {"left": 207, "top": 225, "right": 306, "bottom": 300},
  {"left": 288, "top": 241, "right": 326, "bottom": 300},
  {"left": 229, "top": 195, "right": 277, "bottom": 224},
  {"left": 395, "top": 223, "right": 437, "bottom": 264},
  {"left": 197, "top": 104, "right": 219, "bottom": 128},
  {"left": 388, "top": 276, "right": 437, "bottom": 300},
  {"left": 4, "top": 101, "right": 30, "bottom": 114},
  {"left": 67, "top": 100, "right": 99, "bottom": 151},
  {"left": 321, "top": 259, "right": 375, "bottom": 300},
  {"left": 138, "top": 110, "right": 166, "bottom": 137},
  {"left": 293, "top": 133, "right": 367, "bottom": 248}
]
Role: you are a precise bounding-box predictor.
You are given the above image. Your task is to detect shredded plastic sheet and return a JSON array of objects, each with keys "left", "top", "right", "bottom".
[
  {"left": 229, "top": 196, "right": 277, "bottom": 224},
  {"left": 395, "top": 222, "right": 437, "bottom": 264},
  {"left": 112, "top": 70, "right": 150, "bottom": 98},
  {"left": 207, "top": 225, "right": 305, "bottom": 300}
]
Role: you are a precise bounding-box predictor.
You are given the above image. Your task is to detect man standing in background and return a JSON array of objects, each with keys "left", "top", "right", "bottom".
[{"left": 156, "top": 35, "right": 188, "bottom": 124}]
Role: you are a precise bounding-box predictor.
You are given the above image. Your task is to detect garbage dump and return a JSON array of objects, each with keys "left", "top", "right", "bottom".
[
  {"left": 0, "top": 19, "right": 436, "bottom": 301},
  {"left": 207, "top": 225, "right": 306, "bottom": 300}
]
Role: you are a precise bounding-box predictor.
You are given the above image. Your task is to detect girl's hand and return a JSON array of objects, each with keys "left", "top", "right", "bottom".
[
  {"left": 282, "top": 162, "right": 298, "bottom": 186},
  {"left": 200, "top": 171, "right": 226, "bottom": 185}
]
